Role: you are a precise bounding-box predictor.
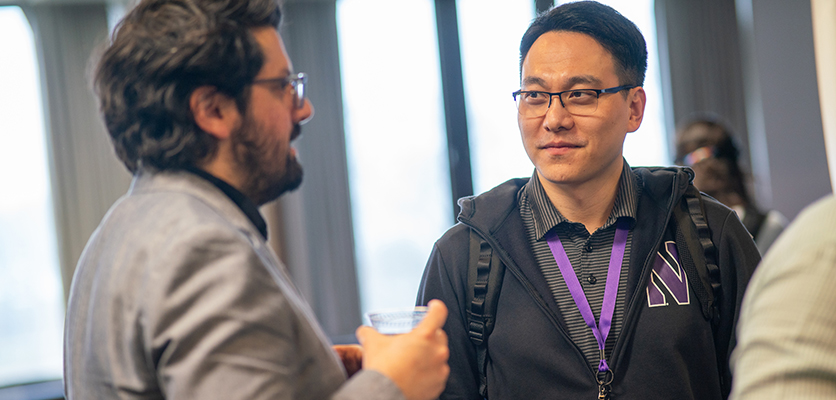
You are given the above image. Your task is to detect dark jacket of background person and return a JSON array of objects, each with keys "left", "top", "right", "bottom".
[{"left": 418, "top": 167, "right": 761, "bottom": 399}]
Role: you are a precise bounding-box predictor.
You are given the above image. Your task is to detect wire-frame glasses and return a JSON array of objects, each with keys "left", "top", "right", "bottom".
[{"left": 251, "top": 72, "right": 307, "bottom": 109}]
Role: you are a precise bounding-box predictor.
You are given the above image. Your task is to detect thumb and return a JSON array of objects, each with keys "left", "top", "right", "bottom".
[
  {"left": 355, "top": 325, "right": 381, "bottom": 346},
  {"left": 414, "top": 299, "right": 448, "bottom": 333}
]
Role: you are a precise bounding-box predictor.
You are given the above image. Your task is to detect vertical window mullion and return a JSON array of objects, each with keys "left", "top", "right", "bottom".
[{"left": 434, "top": 0, "right": 473, "bottom": 223}]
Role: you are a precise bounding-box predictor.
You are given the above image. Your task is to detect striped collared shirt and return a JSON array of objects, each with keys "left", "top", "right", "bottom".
[{"left": 518, "top": 160, "right": 640, "bottom": 371}]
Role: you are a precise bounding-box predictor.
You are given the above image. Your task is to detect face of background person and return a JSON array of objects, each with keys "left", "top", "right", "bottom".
[
  {"left": 518, "top": 30, "right": 644, "bottom": 190},
  {"left": 233, "top": 27, "right": 314, "bottom": 206},
  {"left": 675, "top": 123, "right": 733, "bottom": 197}
]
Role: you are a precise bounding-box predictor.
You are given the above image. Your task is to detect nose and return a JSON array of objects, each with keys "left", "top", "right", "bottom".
[
  {"left": 295, "top": 98, "right": 314, "bottom": 125},
  {"left": 543, "top": 95, "right": 572, "bottom": 132}
]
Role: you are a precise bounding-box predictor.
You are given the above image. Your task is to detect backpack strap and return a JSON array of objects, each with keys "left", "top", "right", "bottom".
[
  {"left": 672, "top": 184, "right": 722, "bottom": 325},
  {"left": 466, "top": 228, "right": 505, "bottom": 398},
  {"left": 464, "top": 184, "right": 722, "bottom": 397}
]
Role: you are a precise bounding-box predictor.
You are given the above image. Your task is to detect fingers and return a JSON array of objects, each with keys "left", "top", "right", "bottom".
[
  {"left": 355, "top": 325, "right": 379, "bottom": 346},
  {"left": 333, "top": 344, "right": 363, "bottom": 359},
  {"left": 414, "top": 299, "right": 448, "bottom": 334},
  {"left": 333, "top": 344, "right": 364, "bottom": 378}
]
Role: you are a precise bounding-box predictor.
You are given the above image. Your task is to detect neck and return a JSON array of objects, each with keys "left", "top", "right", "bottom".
[
  {"left": 538, "top": 164, "right": 623, "bottom": 234},
  {"left": 197, "top": 142, "right": 246, "bottom": 195}
]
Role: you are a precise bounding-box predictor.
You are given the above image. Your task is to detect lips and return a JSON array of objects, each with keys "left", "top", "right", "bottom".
[{"left": 542, "top": 141, "right": 581, "bottom": 156}]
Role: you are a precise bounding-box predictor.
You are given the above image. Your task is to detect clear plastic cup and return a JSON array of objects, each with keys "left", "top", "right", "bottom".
[{"left": 365, "top": 306, "right": 429, "bottom": 335}]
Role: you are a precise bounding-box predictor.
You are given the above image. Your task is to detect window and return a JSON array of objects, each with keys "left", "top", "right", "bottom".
[
  {"left": 0, "top": 6, "right": 64, "bottom": 387},
  {"left": 337, "top": 0, "right": 452, "bottom": 314},
  {"left": 467, "top": 0, "right": 669, "bottom": 196},
  {"left": 561, "top": 0, "right": 670, "bottom": 167},
  {"left": 458, "top": 0, "right": 536, "bottom": 194},
  {"left": 337, "top": 0, "right": 669, "bottom": 317}
]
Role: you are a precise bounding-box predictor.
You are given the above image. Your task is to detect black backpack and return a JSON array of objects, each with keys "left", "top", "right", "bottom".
[{"left": 465, "top": 184, "right": 722, "bottom": 398}]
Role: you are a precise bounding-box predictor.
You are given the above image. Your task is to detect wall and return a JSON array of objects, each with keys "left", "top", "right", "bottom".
[{"left": 737, "top": 0, "right": 832, "bottom": 219}]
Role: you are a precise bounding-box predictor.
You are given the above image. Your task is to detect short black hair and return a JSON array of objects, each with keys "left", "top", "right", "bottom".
[
  {"left": 94, "top": 0, "right": 282, "bottom": 173},
  {"left": 519, "top": 1, "right": 647, "bottom": 87}
]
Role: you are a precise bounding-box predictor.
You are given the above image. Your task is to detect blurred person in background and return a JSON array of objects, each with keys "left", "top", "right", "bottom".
[{"left": 675, "top": 115, "right": 787, "bottom": 254}]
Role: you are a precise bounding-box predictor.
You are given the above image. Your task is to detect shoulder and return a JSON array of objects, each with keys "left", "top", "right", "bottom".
[
  {"left": 119, "top": 169, "right": 260, "bottom": 246},
  {"left": 456, "top": 178, "right": 527, "bottom": 230},
  {"left": 632, "top": 166, "right": 692, "bottom": 207},
  {"left": 760, "top": 195, "right": 836, "bottom": 267},
  {"left": 746, "top": 195, "right": 836, "bottom": 298},
  {"left": 730, "top": 196, "right": 836, "bottom": 399},
  {"left": 88, "top": 172, "right": 276, "bottom": 317}
]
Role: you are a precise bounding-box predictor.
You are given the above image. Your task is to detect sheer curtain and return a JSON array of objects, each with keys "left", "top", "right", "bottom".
[
  {"left": 0, "top": 6, "right": 62, "bottom": 387},
  {"left": 337, "top": 0, "right": 452, "bottom": 316}
]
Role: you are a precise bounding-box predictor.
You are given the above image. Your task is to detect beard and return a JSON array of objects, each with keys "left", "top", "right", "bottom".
[{"left": 231, "top": 115, "right": 304, "bottom": 206}]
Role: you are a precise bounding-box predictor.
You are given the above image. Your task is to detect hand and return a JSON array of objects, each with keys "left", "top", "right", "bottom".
[
  {"left": 333, "top": 344, "right": 363, "bottom": 377},
  {"left": 356, "top": 300, "right": 450, "bottom": 400}
]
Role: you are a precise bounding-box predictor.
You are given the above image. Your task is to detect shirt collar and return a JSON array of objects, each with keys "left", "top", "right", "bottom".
[
  {"left": 183, "top": 166, "right": 268, "bottom": 240},
  {"left": 524, "top": 159, "right": 639, "bottom": 240}
]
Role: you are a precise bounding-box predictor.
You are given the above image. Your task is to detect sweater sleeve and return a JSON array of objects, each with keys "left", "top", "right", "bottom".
[
  {"left": 730, "top": 195, "right": 836, "bottom": 399},
  {"left": 333, "top": 370, "right": 406, "bottom": 400}
]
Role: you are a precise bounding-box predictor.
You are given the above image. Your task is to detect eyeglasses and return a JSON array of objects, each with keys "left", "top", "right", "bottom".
[
  {"left": 677, "top": 146, "right": 716, "bottom": 166},
  {"left": 251, "top": 72, "right": 307, "bottom": 109},
  {"left": 512, "top": 84, "right": 637, "bottom": 117}
]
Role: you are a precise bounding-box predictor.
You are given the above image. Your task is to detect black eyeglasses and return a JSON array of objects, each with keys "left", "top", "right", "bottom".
[
  {"left": 512, "top": 84, "right": 637, "bottom": 117},
  {"left": 251, "top": 72, "right": 307, "bottom": 109}
]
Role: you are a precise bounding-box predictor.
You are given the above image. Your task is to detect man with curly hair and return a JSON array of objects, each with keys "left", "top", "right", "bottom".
[{"left": 63, "top": 1, "right": 449, "bottom": 399}]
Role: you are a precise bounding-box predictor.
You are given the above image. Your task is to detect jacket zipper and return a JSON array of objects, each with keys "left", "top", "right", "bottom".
[
  {"left": 608, "top": 173, "right": 684, "bottom": 371},
  {"left": 461, "top": 171, "right": 689, "bottom": 386},
  {"left": 463, "top": 223, "right": 600, "bottom": 382}
]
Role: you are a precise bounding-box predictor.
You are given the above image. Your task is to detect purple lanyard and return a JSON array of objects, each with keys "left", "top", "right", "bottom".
[{"left": 546, "top": 218, "right": 629, "bottom": 373}]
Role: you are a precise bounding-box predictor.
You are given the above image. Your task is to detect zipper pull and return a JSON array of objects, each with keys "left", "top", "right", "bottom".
[{"left": 598, "top": 384, "right": 610, "bottom": 400}]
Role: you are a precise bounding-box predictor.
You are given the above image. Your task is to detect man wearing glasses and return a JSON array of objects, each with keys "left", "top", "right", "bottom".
[
  {"left": 63, "top": 0, "right": 449, "bottom": 399},
  {"left": 418, "top": 1, "right": 759, "bottom": 399}
]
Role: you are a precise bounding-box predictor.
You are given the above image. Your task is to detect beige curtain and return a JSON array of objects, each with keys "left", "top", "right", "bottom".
[{"left": 23, "top": 3, "right": 132, "bottom": 301}]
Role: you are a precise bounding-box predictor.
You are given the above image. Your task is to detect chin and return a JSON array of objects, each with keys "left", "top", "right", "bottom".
[{"left": 252, "top": 161, "right": 304, "bottom": 206}]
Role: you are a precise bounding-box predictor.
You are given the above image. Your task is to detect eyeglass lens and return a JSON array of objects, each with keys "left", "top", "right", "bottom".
[
  {"left": 292, "top": 73, "right": 307, "bottom": 109},
  {"left": 515, "top": 90, "right": 600, "bottom": 117}
]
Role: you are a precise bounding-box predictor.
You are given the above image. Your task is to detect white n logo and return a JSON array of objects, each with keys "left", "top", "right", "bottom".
[{"left": 647, "top": 241, "right": 690, "bottom": 307}]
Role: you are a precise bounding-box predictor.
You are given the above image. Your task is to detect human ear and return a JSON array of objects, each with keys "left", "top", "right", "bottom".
[
  {"left": 626, "top": 87, "right": 646, "bottom": 133},
  {"left": 190, "top": 86, "right": 240, "bottom": 140}
]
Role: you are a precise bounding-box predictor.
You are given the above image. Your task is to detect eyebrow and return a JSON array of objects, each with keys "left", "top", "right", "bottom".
[
  {"left": 256, "top": 67, "right": 292, "bottom": 81},
  {"left": 521, "top": 74, "right": 604, "bottom": 90}
]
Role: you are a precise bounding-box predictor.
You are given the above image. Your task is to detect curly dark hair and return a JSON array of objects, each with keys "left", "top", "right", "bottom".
[
  {"left": 94, "top": 0, "right": 281, "bottom": 173},
  {"left": 519, "top": 1, "right": 647, "bottom": 87}
]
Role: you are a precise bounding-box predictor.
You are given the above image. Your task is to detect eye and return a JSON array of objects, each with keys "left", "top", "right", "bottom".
[
  {"left": 564, "top": 90, "right": 597, "bottom": 105},
  {"left": 522, "top": 91, "right": 549, "bottom": 105}
]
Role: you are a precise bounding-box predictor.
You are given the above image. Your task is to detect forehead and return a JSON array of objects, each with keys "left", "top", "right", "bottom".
[
  {"left": 252, "top": 27, "right": 292, "bottom": 77},
  {"left": 521, "top": 31, "right": 617, "bottom": 88},
  {"left": 677, "top": 123, "right": 726, "bottom": 153}
]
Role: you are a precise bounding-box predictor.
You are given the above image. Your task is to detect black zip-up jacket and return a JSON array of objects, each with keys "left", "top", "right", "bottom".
[{"left": 418, "top": 167, "right": 760, "bottom": 399}]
